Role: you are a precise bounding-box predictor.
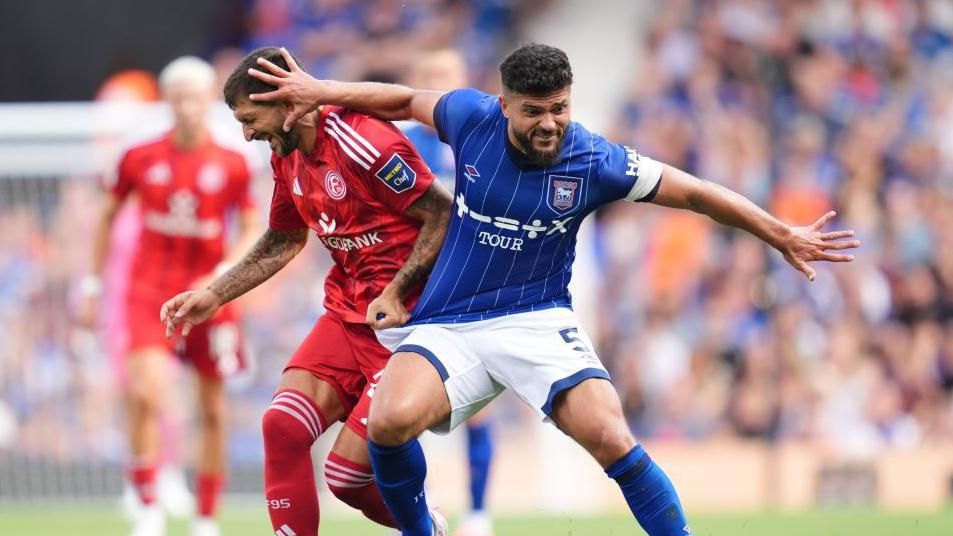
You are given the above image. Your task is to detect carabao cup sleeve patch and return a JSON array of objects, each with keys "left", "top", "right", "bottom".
[{"left": 375, "top": 153, "right": 417, "bottom": 193}]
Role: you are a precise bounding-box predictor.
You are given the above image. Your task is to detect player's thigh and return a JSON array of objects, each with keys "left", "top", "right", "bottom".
[
  {"left": 276, "top": 369, "right": 349, "bottom": 425},
  {"left": 372, "top": 324, "right": 503, "bottom": 437},
  {"left": 126, "top": 345, "right": 170, "bottom": 408},
  {"left": 479, "top": 308, "right": 610, "bottom": 420},
  {"left": 196, "top": 373, "right": 226, "bottom": 427},
  {"left": 549, "top": 377, "right": 636, "bottom": 467},
  {"left": 277, "top": 315, "right": 371, "bottom": 425},
  {"left": 368, "top": 351, "right": 451, "bottom": 440}
]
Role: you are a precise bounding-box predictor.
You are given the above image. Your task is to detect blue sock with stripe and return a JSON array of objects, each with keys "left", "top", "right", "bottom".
[
  {"left": 466, "top": 421, "right": 494, "bottom": 512},
  {"left": 606, "top": 445, "right": 691, "bottom": 536},
  {"left": 368, "top": 438, "right": 433, "bottom": 536}
]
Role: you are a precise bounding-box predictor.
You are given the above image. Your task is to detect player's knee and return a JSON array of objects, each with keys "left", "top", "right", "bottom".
[
  {"left": 366, "top": 403, "right": 421, "bottom": 446},
  {"left": 262, "top": 405, "right": 316, "bottom": 450},
  {"left": 590, "top": 422, "right": 637, "bottom": 466},
  {"left": 199, "top": 402, "right": 225, "bottom": 431},
  {"left": 127, "top": 385, "right": 162, "bottom": 418}
]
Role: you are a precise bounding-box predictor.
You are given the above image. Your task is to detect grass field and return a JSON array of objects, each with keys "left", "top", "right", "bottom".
[{"left": 1, "top": 506, "right": 952, "bottom": 535}]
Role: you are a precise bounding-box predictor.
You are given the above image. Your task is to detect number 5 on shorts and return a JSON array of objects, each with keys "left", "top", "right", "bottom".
[{"left": 559, "top": 327, "right": 590, "bottom": 353}]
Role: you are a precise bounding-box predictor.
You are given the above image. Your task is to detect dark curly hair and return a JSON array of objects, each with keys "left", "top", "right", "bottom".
[
  {"left": 223, "top": 47, "right": 303, "bottom": 109},
  {"left": 499, "top": 43, "right": 573, "bottom": 96}
]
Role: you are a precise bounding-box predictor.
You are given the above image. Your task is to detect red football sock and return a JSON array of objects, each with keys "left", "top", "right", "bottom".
[
  {"left": 196, "top": 472, "right": 224, "bottom": 518},
  {"left": 263, "top": 389, "right": 327, "bottom": 536},
  {"left": 325, "top": 451, "right": 397, "bottom": 528},
  {"left": 130, "top": 462, "right": 158, "bottom": 506}
]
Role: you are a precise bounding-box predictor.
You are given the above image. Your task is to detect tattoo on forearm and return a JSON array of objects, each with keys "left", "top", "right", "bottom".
[
  {"left": 390, "top": 185, "right": 451, "bottom": 297},
  {"left": 209, "top": 228, "right": 308, "bottom": 303}
]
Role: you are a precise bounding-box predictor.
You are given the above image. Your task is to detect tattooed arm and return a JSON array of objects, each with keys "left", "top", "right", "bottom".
[
  {"left": 208, "top": 227, "right": 308, "bottom": 302},
  {"left": 366, "top": 181, "right": 453, "bottom": 329},
  {"left": 161, "top": 227, "right": 308, "bottom": 336}
]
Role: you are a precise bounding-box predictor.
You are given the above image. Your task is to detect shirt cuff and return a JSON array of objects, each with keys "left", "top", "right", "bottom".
[{"left": 624, "top": 155, "right": 664, "bottom": 202}]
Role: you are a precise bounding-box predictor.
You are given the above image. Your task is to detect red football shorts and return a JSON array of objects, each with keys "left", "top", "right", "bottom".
[
  {"left": 284, "top": 314, "right": 390, "bottom": 440},
  {"left": 126, "top": 287, "right": 246, "bottom": 379}
]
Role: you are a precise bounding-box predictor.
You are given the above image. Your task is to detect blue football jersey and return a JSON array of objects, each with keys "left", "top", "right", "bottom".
[{"left": 410, "top": 88, "right": 663, "bottom": 324}]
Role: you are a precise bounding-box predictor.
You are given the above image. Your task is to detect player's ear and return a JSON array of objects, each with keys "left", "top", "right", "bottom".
[{"left": 499, "top": 94, "right": 510, "bottom": 118}]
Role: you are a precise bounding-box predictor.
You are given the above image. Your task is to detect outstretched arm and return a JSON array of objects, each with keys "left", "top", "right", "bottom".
[
  {"left": 247, "top": 47, "right": 444, "bottom": 132},
  {"left": 161, "top": 227, "right": 308, "bottom": 336},
  {"left": 366, "top": 181, "right": 454, "bottom": 329},
  {"left": 650, "top": 164, "right": 859, "bottom": 281}
]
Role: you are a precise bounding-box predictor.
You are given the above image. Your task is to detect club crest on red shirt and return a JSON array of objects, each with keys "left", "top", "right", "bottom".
[{"left": 325, "top": 169, "right": 347, "bottom": 200}]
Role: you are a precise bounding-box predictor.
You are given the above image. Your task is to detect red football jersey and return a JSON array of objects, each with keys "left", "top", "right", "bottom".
[
  {"left": 111, "top": 133, "right": 254, "bottom": 294},
  {"left": 269, "top": 106, "right": 436, "bottom": 324}
]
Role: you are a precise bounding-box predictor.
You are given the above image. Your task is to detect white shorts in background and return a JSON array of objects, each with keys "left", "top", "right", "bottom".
[{"left": 374, "top": 307, "right": 610, "bottom": 434}]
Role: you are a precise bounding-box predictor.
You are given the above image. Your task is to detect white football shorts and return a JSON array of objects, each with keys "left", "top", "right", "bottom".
[{"left": 374, "top": 307, "right": 610, "bottom": 434}]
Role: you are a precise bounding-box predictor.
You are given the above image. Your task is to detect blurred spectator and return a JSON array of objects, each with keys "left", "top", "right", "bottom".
[{"left": 601, "top": 0, "right": 953, "bottom": 452}]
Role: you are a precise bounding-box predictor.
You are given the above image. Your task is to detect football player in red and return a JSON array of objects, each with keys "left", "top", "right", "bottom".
[
  {"left": 81, "top": 56, "right": 260, "bottom": 536},
  {"left": 161, "top": 47, "right": 453, "bottom": 536}
]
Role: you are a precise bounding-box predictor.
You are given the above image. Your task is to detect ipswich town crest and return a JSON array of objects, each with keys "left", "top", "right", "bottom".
[{"left": 547, "top": 175, "right": 583, "bottom": 214}]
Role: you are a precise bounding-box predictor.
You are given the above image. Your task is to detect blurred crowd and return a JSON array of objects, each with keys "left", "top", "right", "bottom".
[
  {"left": 600, "top": 0, "right": 953, "bottom": 454},
  {"left": 233, "top": 0, "right": 544, "bottom": 88},
  {"left": 3, "top": 0, "right": 953, "bottom": 472}
]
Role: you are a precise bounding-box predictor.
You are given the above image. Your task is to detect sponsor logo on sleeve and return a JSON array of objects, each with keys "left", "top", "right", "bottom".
[
  {"left": 624, "top": 145, "right": 640, "bottom": 177},
  {"left": 375, "top": 153, "right": 416, "bottom": 193}
]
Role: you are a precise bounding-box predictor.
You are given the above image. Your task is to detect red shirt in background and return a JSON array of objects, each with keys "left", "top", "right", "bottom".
[{"left": 111, "top": 133, "right": 254, "bottom": 296}]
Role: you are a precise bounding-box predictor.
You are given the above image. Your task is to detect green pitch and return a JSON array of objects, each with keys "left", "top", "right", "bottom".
[{"left": 1, "top": 506, "right": 951, "bottom": 535}]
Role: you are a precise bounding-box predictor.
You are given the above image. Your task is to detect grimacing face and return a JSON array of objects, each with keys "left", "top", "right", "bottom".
[
  {"left": 233, "top": 98, "right": 300, "bottom": 157},
  {"left": 500, "top": 87, "right": 571, "bottom": 167}
]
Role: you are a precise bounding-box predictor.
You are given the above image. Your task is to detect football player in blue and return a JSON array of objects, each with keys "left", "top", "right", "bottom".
[{"left": 247, "top": 44, "right": 860, "bottom": 536}]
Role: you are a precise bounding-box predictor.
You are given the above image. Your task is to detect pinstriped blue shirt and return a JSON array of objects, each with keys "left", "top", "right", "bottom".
[{"left": 409, "top": 89, "right": 663, "bottom": 325}]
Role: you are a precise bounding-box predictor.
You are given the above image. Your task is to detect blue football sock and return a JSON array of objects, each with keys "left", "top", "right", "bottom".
[
  {"left": 368, "top": 438, "right": 433, "bottom": 536},
  {"left": 605, "top": 445, "right": 691, "bottom": 536},
  {"left": 466, "top": 422, "right": 494, "bottom": 512}
]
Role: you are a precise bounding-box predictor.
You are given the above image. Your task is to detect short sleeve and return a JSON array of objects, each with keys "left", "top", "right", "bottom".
[
  {"left": 433, "top": 88, "right": 496, "bottom": 149},
  {"left": 598, "top": 143, "right": 664, "bottom": 203},
  {"left": 331, "top": 112, "right": 436, "bottom": 214},
  {"left": 111, "top": 150, "right": 138, "bottom": 200},
  {"left": 268, "top": 163, "right": 307, "bottom": 231}
]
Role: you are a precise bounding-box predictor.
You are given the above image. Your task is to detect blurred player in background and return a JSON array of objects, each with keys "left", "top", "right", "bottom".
[
  {"left": 161, "top": 47, "right": 453, "bottom": 536},
  {"left": 249, "top": 44, "right": 861, "bottom": 536},
  {"left": 80, "top": 56, "right": 260, "bottom": 536},
  {"left": 403, "top": 49, "right": 463, "bottom": 189},
  {"left": 93, "top": 65, "right": 197, "bottom": 524},
  {"left": 405, "top": 49, "right": 495, "bottom": 536}
]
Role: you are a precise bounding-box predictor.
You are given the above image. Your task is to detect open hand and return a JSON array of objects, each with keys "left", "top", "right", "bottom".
[
  {"left": 247, "top": 47, "right": 323, "bottom": 132},
  {"left": 160, "top": 289, "right": 223, "bottom": 337},
  {"left": 780, "top": 211, "right": 860, "bottom": 281}
]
